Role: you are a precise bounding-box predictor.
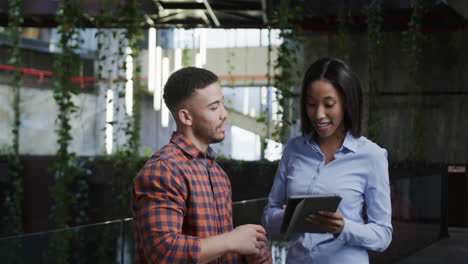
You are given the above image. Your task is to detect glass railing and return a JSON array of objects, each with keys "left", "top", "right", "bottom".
[
  {"left": 0, "top": 165, "right": 449, "bottom": 264},
  {"left": 0, "top": 218, "right": 134, "bottom": 263},
  {"left": 230, "top": 165, "right": 448, "bottom": 264},
  {"left": 0, "top": 199, "right": 289, "bottom": 264}
]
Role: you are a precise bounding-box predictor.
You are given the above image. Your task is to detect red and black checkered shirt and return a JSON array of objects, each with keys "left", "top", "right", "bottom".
[{"left": 132, "top": 132, "right": 240, "bottom": 263}]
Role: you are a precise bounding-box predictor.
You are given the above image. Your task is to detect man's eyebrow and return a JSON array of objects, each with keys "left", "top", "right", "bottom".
[
  {"left": 206, "top": 100, "right": 220, "bottom": 107},
  {"left": 206, "top": 96, "right": 224, "bottom": 107}
]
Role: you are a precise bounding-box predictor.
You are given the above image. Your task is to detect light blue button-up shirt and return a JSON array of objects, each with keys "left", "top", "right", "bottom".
[{"left": 263, "top": 131, "right": 392, "bottom": 264}]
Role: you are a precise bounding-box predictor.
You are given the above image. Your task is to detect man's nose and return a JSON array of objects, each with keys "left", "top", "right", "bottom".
[{"left": 221, "top": 104, "right": 228, "bottom": 120}]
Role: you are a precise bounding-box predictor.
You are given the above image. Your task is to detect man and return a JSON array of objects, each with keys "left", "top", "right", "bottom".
[{"left": 132, "top": 67, "right": 272, "bottom": 264}]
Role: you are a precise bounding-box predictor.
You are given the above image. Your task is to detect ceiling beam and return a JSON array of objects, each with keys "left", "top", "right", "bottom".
[
  {"left": 446, "top": 0, "right": 468, "bottom": 20},
  {"left": 202, "top": 0, "right": 221, "bottom": 27}
]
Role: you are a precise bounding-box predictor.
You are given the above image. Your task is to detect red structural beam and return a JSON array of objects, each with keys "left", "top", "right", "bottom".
[
  {"left": 0, "top": 64, "right": 54, "bottom": 84},
  {"left": 69, "top": 76, "right": 97, "bottom": 88},
  {"left": 0, "top": 64, "right": 101, "bottom": 89},
  {"left": 1, "top": 65, "right": 273, "bottom": 89}
]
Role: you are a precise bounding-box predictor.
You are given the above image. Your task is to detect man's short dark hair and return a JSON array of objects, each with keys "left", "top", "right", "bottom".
[
  {"left": 163, "top": 67, "right": 219, "bottom": 113},
  {"left": 300, "top": 57, "right": 363, "bottom": 138}
]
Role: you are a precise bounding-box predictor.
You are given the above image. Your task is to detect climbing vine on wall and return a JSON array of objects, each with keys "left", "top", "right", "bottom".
[
  {"left": 94, "top": 15, "right": 128, "bottom": 260},
  {"left": 110, "top": 0, "right": 144, "bottom": 218},
  {"left": 49, "top": 1, "right": 87, "bottom": 262},
  {"left": 95, "top": 8, "right": 127, "bottom": 154},
  {"left": 271, "top": 0, "right": 304, "bottom": 143},
  {"left": 402, "top": 0, "right": 427, "bottom": 161},
  {"left": 182, "top": 48, "right": 191, "bottom": 67},
  {"left": 95, "top": 12, "right": 113, "bottom": 155},
  {"left": 92, "top": 0, "right": 145, "bottom": 221},
  {"left": 226, "top": 50, "right": 236, "bottom": 88},
  {"left": 337, "top": 0, "right": 353, "bottom": 62},
  {"left": 91, "top": 1, "right": 145, "bottom": 224},
  {"left": 113, "top": 29, "right": 128, "bottom": 151},
  {"left": 124, "top": 0, "right": 143, "bottom": 156},
  {"left": 95, "top": 9, "right": 111, "bottom": 84},
  {"left": 365, "top": 0, "right": 383, "bottom": 143},
  {"left": 4, "top": 0, "right": 24, "bottom": 240}
]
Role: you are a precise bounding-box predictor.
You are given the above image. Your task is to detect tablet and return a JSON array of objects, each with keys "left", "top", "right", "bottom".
[{"left": 280, "top": 194, "right": 342, "bottom": 235}]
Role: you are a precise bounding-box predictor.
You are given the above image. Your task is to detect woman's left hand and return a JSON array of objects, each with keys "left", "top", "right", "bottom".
[{"left": 306, "top": 210, "right": 344, "bottom": 235}]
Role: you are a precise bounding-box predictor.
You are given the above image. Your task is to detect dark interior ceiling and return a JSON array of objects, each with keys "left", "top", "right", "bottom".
[{"left": 0, "top": 0, "right": 466, "bottom": 32}]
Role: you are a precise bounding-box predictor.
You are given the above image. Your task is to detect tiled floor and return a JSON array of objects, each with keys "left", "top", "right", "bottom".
[{"left": 395, "top": 227, "right": 468, "bottom": 264}]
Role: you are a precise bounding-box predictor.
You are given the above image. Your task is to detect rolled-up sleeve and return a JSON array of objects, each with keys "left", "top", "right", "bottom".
[
  {"left": 336, "top": 148, "right": 393, "bottom": 252},
  {"left": 132, "top": 160, "right": 201, "bottom": 263}
]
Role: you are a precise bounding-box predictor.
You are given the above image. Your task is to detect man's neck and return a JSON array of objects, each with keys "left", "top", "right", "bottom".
[{"left": 176, "top": 128, "right": 209, "bottom": 152}]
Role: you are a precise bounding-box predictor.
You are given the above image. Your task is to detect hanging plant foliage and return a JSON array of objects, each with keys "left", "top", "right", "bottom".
[
  {"left": 97, "top": 0, "right": 145, "bottom": 220},
  {"left": 337, "top": 0, "right": 353, "bottom": 62},
  {"left": 271, "top": 0, "right": 304, "bottom": 143},
  {"left": 4, "top": 0, "right": 24, "bottom": 239},
  {"left": 48, "top": 1, "right": 89, "bottom": 262},
  {"left": 365, "top": 0, "right": 383, "bottom": 143},
  {"left": 402, "top": 0, "right": 427, "bottom": 161},
  {"left": 125, "top": 0, "right": 143, "bottom": 156}
]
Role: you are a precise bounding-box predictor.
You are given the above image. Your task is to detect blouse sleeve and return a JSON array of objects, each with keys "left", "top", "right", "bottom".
[
  {"left": 262, "top": 144, "right": 290, "bottom": 236},
  {"left": 336, "top": 148, "right": 393, "bottom": 252}
]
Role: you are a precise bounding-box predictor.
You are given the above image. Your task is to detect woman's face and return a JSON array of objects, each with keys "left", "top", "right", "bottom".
[{"left": 305, "top": 80, "right": 346, "bottom": 142}]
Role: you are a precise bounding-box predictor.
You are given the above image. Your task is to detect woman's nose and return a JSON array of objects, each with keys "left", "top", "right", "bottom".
[{"left": 315, "top": 105, "right": 325, "bottom": 119}]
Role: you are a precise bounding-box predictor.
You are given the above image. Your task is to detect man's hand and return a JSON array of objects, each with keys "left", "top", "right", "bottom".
[
  {"left": 226, "top": 224, "right": 268, "bottom": 255},
  {"left": 306, "top": 210, "right": 344, "bottom": 235},
  {"left": 244, "top": 240, "right": 272, "bottom": 264},
  {"left": 200, "top": 224, "right": 268, "bottom": 264}
]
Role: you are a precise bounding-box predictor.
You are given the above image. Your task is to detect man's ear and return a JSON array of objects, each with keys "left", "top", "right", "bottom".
[{"left": 178, "top": 108, "right": 193, "bottom": 127}]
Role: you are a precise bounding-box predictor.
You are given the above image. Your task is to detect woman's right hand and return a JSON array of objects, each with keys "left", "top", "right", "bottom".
[{"left": 306, "top": 210, "right": 344, "bottom": 235}]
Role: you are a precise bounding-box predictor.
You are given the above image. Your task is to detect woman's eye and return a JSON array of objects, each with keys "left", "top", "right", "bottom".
[{"left": 326, "top": 104, "right": 335, "bottom": 108}]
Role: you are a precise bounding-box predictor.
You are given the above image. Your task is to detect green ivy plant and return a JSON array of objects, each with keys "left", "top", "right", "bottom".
[
  {"left": 94, "top": 17, "right": 128, "bottom": 260},
  {"left": 271, "top": 0, "right": 304, "bottom": 143},
  {"left": 98, "top": 0, "right": 144, "bottom": 221},
  {"left": 402, "top": 0, "right": 427, "bottom": 161},
  {"left": 110, "top": 0, "right": 144, "bottom": 219},
  {"left": 226, "top": 50, "right": 236, "bottom": 88},
  {"left": 257, "top": 27, "right": 274, "bottom": 154},
  {"left": 3, "top": 0, "right": 24, "bottom": 260},
  {"left": 182, "top": 48, "right": 191, "bottom": 67},
  {"left": 114, "top": 29, "right": 127, "bottom": 150},
  {"left": 95, "top": 10, "right": 123, "bottom": 155},
  {"left": 4, "top": 0, "right": 24, "bottom": 241},
  {"left": 365, "top": 0, "right": 383, "bottom": 143},
  {"left": 49, "top": 1, "right": 87, "bottom": 262},
  {"left": 337, "top": 0, "right": 353, "bottom": 62},
  {"left": 124, "top": 0, "right": 143, "bottom": 156},
  {"left": 95, "top": 9, "right": 109, "bottom": 83},
  {"left": 88, "top": 0, "right": 145, "bottom": 228}
]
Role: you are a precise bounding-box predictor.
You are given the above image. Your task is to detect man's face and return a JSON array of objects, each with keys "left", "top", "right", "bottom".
[{"left": 186, "top": 82, "right": 227, "bottom": 146}]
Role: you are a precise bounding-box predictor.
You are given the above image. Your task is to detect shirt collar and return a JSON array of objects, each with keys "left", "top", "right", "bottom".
[
  {"left": 305, "top": 130, "right": 357, "bottom": 153},
  {"left": 170, "top": 132, "right": 217, "bottom": 160},
  {"left": 341, "top": 131, "right": 358, "bottom": 153}
]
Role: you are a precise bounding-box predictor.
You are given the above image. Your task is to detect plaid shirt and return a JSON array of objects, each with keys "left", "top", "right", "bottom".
[{"left": 132, "top": 132, "right": 240, "bottom": 263}]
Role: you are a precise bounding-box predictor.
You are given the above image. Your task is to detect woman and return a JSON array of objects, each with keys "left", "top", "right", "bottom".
[{"left": 262, "top": 58, "right": 392, "bottom": 263}]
